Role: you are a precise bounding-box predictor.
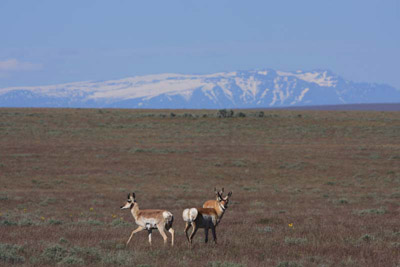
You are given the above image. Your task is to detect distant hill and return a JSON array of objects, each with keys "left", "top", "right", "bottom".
[
  {"left": 283, "top": 103, "right": 400, "bottom": 111},
  {"left": 1, "top": 69, "right": 399, "bottom": 109}
]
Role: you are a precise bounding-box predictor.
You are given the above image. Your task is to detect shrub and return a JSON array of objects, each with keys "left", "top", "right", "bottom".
[
  {"left": 255, "top": 111, "right": 265, "bottom": 117},
  {"left": 18, "top": 218, "right": 36, "bottom": 226},
  {"left": 102, "top": 251, "right": 134, "bottom": 266},
  {"left": 40, "top": 197, "right": 57, "bottom": 206},
  {"left": 217, "top": 109, "right": 234, "bottom": 118},
  {"left": 232, "top": 160, "right": 247, "bottom": 167},
  {"left": 48, "top": 219, "right": 63, "bottom": 225},
  {"left": 59, "top": 238, "right": 69, "bottom": 244},
  {"left": 391, "top": 242, "right": 400, "bottom": 248},
  {"left": 0, "top": 243, "right": 25, "bottom": 264},
  {"left": 337, "top": 198, "right": 349, "bottom": 204},
  {"left": 41, "top": 244, "right": 68, "bottom": 263},
  {"left": 58, "top": 255, "right": 84, "bottom": 265},
  {"left": 353, "top": 207, "right": 386, "bottom": 216},
  {"left": 390, "top": 192, "right": 400, "bottom": 199},
  {"left": 0, "top": 219, "right": 17, "bottom": 226},
  {"left": 284, "top": 237, "right": 308, "bottom": 245},
  {"left": 70, "top": 246, "right": 101, "bottom": 263},
  {"left": 208, "top": 261, "right": 246, "bottom": 267},
  {"left": 276, "top": 261, "right": 302, "bottom": 267},
  {"left": 76, "top": 219, "right": 103, "bottom": 226},
  {"left": 359, "top": 234, "right": 375, "bottom": 242},
  {"left": 111, "top": 218, "right": 131, "bottom": 227},
  {"left": 258, "top": 226, "right": 273, "bottom": 233}
]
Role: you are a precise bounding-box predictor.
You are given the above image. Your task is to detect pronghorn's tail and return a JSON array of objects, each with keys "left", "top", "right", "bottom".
[
  {"left": 163, "top": 211, "right": 174, "bottom": 230},
  {"left": 182, "top": 208, "right": 198, "bottom": 223}
]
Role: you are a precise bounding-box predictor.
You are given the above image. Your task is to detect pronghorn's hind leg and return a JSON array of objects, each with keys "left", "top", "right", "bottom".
[
  {"left": 204, "top": 226, "right": 209, "bottom": 243},
  {"left": 126, "top": 226, "right": 144, "bottom": 246},
  {"left": 168, "top": 228, "right": 175, "bottom": 246},
  {"left": 189, "top": 222, "right": 198, "bottom": 245},
  {"left": 157, "top": 224, "right": 168, "bottom": 245},
  {"left": 184, "top": 222, "right": 191, "bottom": 243},
  {"left": 211, "top": 225, "right": 217, "bottom": 244}
]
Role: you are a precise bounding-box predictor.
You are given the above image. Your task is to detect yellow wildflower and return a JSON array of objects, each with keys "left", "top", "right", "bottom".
[
  {"left": 90, "top": 207, "right": 94, "bottom": 211},
  {"left": 112, "top": 214, "right": 117, "bottom": 218},
  {"left": 288, "top": 223, "right": 293, "bottom": 228},
  {"left": 41, "top": 216, "right": 45, "bottom": 221}
]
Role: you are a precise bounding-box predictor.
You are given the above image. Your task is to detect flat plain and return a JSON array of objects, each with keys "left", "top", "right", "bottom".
[{"left": 0, "top": 108, "right": 400, "bottom": 267}]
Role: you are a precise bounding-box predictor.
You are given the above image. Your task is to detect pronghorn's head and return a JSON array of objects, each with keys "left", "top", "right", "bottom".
[
  {"left": 217, "top": 191, "right": 232, "bottom": 210},
  {"left": 214, "top": 187, "right": 224, "bottom": 200},
  {"left": 120, "top": 192, "right": 136, "bottom": 210}
]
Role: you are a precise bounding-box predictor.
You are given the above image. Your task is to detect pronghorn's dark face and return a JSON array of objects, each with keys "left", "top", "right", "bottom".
[
  {"left": 120, "top": 193, "right": 136, "bottom": 210},
  {"left": 217, "top": 191, "right": 232, "bottom": 209}
]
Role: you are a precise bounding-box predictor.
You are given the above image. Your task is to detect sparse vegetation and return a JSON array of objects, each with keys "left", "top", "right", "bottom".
[
  {"left": 284, "top": 237, "right": 308, "bottom": 245},
  {"left": 0, "top": 243, "right": 25, "bottom": 264},
  {"left": 353, "top": 207, "right": 386, "bottom": 216},
  {"left": 0, "top": 108, "right": 400, "bottom": 266}
]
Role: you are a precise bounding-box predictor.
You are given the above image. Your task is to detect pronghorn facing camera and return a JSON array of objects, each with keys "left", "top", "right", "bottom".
[
  {"left": 183, "top": 191, "right": 232, "bottom": 245},
  {"left": 203, "top": 187, "right": 224, "bottom": 209},
  {"left": 120, "top": 193, "right": 174, "bottom": 246}
]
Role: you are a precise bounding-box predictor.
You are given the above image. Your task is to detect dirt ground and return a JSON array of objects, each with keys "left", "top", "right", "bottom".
[{"left": 0, "top": 108, "right": 399, "bottom": 266}]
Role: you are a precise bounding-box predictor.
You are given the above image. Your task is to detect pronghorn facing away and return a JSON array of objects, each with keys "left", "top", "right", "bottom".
[
  {"left": 183, "top": 191, "right": 232, "bottom": 245},
  {"left": 203, "top": 188, "right": 225, "bottom": 209},
  {"left": 120, "top": 193, "right": 174, "bottom": 246}
]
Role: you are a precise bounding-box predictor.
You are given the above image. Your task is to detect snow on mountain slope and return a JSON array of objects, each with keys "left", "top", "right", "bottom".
[{"left": 0, "top": 69, "right": 399, "bottom": 108}]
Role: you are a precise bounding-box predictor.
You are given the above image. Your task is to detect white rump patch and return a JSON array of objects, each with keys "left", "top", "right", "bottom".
[{"left": 182, "top": 208, "right": 198, "bottom": 222}]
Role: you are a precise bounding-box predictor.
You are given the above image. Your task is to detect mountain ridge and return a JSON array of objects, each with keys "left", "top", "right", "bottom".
[{"left": 1, "top": 69, "right": 399, "bottom": 108}]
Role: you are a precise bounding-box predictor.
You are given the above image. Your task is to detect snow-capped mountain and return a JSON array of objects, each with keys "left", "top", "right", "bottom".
[{"left": 0, "top": 69, "right": 399, "bottom": 108}]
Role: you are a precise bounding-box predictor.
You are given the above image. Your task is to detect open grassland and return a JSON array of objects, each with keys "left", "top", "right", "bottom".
[{"left": 0, "top": 108, "right": 400, "bottom": 267}]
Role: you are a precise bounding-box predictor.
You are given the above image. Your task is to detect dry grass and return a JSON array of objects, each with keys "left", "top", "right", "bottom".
[{"left": 0, "top": 108, "right": 400, "bottom": 266}]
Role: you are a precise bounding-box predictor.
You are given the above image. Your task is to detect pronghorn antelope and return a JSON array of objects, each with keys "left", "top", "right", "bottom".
[
  {"left": 182, "top": 191, "right": 232, "bottom": 245},
  {"left": 203, "top": 188, "right": 224, "bottom": 209},
  {"left": 120, "top": 192, "right": 174, "bottom": 246}
]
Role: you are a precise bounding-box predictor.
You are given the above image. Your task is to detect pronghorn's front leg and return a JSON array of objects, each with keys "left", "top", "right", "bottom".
[
  {"left": 126, "top": 226, "right": 144, "bottom": 245},
  {"left": 148, "top": 229, "right": 153, "bottom": 245},
  {"left": 156, "top": 224, "right": 168, "bottom": 245}
]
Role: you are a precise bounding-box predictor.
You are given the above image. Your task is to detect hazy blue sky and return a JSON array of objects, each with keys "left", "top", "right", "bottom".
[{"left": 0, "top": 0, "right": 399, "bottom": 88}]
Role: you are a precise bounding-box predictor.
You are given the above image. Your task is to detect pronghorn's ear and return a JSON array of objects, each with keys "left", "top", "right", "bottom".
[
  {"left": 131, "top": 192, "right": 136, "bottom": 199},
  {"left": 127, "top": 193, "right": 130, "bottom": 199},
  {"left": 223, "top": 192, "right": 232, "bottom": 200},
  {"left": 221, "top": 187, "right": 224, "bottom": 193},
  {"left": 214, "top": 187, "right": 217, "bottom": 194},
  {"left": 217, "top": 191, "right": 223, "bottom": 201}
]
